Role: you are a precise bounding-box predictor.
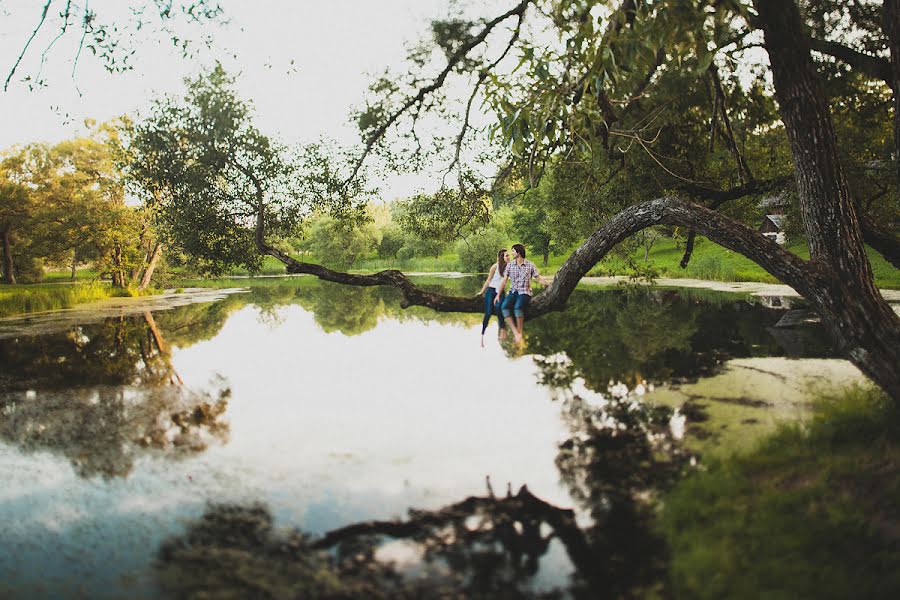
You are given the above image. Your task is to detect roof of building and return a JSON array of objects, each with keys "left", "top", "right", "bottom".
[{"left": 765, "top": 214, "right": 786, "bottom": 229}]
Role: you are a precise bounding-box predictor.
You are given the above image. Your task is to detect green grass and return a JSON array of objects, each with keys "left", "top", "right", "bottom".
[
  {"left": 603, "top": 237, "right": 900, "bottom": 288},
  {"left": 0, "top": 281, "right": 152, "bottom": 318},
  {"left": 661, "top": 385, "right": 900, "bottom": 599},
  {"left": 234, "top": 239, "right": 898, "bottom": 289}
]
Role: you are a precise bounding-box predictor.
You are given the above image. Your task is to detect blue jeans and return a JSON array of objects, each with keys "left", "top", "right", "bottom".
[
  {"left": 501, "top": 290, "right": 531, "bottom": 318},
  {"left": 482, "top": 288, "right": 506, "bottom": 334}
]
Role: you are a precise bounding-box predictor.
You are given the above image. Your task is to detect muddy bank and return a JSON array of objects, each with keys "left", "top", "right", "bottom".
[{"left": 0, "top": 288, "right": 248, "bottom": 339}]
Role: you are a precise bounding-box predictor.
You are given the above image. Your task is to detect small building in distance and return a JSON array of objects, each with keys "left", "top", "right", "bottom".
[{"left": 758, "top": 194, "right": 788, "bottom": 245}]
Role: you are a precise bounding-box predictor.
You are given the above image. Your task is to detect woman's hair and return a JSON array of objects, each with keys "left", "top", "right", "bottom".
[
  {"left": 512, "top": 243, "right": 526, "bottom": 258},
  {"left": 497, "top": 249, "right": 507, "bottom": 276}
]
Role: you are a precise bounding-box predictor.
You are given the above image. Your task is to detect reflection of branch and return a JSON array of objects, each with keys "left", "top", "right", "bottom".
[
  {"left": 4, "top": 0, "right": 53, "bottom": 92},
  {"left": 144, "top": 311, "right": 183, "bottom": 385},
  {"left": 310, "top": 484, "right": 598, "bottom": 583}
]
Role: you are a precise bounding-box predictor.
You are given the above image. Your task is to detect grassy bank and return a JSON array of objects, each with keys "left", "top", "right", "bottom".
[
  {"left": 662, "top": 385, "right": 900, "bottom": 599},
  {"left": 0, "top": 282, "right": 151, "bottom": 318},
  {"left": 223, "top": 237, "right": 899, "bottom": 289}
]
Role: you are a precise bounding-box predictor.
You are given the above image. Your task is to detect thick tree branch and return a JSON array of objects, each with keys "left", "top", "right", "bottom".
[
  {"left": 808, "top": 36, "right": 891, "bottom": 82},
  {"left": 859, "top": 212, "right": 900, "bottom": 269}
]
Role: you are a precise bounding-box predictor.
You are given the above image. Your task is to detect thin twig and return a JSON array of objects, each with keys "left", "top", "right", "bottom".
[{"left": 5, "top": 0, "right": 53, "bottom": 91}]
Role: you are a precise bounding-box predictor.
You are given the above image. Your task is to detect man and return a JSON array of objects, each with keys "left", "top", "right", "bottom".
[{"left": 495, "top": 243, "right": 549, "bottom": 342}]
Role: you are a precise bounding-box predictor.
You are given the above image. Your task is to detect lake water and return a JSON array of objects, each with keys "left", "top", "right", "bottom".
[{"left": 0, "top": 277, "right": 868, "bottom": 598}]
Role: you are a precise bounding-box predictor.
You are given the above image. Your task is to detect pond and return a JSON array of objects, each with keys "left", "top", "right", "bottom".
[{"left": 0, "top": 277, "right": 869, "bottom": 598}]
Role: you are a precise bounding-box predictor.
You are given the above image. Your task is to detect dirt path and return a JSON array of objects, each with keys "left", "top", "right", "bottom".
[{"left": 579, "top": 276, "right": 900, "bottom": 302}]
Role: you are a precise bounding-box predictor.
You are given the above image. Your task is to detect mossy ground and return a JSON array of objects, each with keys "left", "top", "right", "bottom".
[{"left": 661, "top": 385, "right": 900, "bottom": 599}]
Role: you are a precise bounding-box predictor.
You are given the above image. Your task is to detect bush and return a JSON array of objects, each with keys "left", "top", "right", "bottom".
[
  {"left": 13, "top": 255, "right": 45, "bottom": 283},
  {"left": 456, "top": 228, "right": 506, "bottom": 273},
  {"left": 377, "top": 225, "right": 405, "bottom": 259},
  {"left": 301, "top": 216, "right": 378, "bottom": 269}
]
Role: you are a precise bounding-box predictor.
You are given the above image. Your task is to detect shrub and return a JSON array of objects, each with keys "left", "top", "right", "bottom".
[{"left": 456, "top": 228, "right": 506, "bottom": 273}]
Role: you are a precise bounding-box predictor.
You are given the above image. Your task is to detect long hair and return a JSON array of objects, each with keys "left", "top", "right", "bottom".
[{"left": 497, "top": 248, "right": 507, "bottom": 277}]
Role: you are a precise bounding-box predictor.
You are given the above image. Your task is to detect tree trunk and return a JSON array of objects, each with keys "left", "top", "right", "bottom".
[
  {"left": 1, "top": 228, "right": 15, "bottom": 285},
  {"left": 883, "top": 0, "right": 900, "bottom": 189},
  {"left": 754, "top": 0, "right": 900, "bottom": 400},
  {"left": 543, "top": 249, "right": 549, "bottom": 267},
  {"left": 70, "top": 251, "right": 78, "bottom": 281},
  {"left": 138, "top": 242, "right": 162, "bottom": 291}
]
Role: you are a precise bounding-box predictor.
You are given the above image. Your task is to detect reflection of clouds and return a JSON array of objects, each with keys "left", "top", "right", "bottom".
[{"left": 171, "top": 306, "right": 571, "bottom": 505}]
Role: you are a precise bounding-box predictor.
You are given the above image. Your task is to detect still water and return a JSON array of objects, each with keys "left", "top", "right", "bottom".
[{"left": 0, "top": 277, "right": 858, "bottom": 598}]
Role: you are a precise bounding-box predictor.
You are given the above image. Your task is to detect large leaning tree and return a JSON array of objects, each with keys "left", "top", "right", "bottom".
[{"left": 128, "top": 1, "right": 900, "bottom": 401}]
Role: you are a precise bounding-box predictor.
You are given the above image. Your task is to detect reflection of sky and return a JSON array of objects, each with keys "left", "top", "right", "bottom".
[{"left": 0, "top": 303, "right": 574, "bottom": 598}]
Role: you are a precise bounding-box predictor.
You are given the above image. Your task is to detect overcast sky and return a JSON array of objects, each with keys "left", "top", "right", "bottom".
[{"left": 0, "top": 0, "right": 477, "bottom": 199}]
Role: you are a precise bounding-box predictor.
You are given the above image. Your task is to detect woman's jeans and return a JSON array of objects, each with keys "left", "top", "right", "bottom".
[
  {"left": 482, "top": 288, "right": 506, "bottom": 334},
  {"left": 501, "top": 290, "right": 531, "bottom": 318}
]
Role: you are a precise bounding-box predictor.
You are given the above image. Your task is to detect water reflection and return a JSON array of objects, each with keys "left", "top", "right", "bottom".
[
  {"left": 0, "top": 278, "right": 846, "bottom": 598},
  {"left": 0, "top": 314, "right": 230, "bottom": 478},
  {"left": 525, "top": 287, "right": 835, "bottom": 389},
  {"left": 155, "top": 377, "right": 688, "bottom": 599}
]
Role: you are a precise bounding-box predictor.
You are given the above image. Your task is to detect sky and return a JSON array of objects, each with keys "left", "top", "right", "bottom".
[{"left": 0, "top": 0, "right": 477, "bottom": 199}]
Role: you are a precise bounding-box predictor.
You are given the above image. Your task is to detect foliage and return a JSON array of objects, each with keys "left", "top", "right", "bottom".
[
  {"left": 376, "top": 223, "right": 405, "bottom": 259},
  {"left": 455, "top": 227, "right": 506, "bottom": 273},
  {"left": 662, "top": 385, "right": 900, "bottom": 599},
  {"left": 300, "top": 214, "right": 379, "bottom": 269},
  {"left": 1, "top": 123, "right": 158, "bottom": 286},
  {"left": 125, "top": 64, "right": 370, "bottom": 275}
]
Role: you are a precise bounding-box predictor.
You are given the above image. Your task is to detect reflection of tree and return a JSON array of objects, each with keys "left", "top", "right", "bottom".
[
  {"left": 157, "top": 374, "right": 691, "bottom": 598},
  {"left": 526, "top": 288, "right": 835, "bottom": 389},
  {"left": 293, "top": 281, "right": 388, "bottom": 335},
  {"left": 0, "top": 314, "right": 229, "bottom": 478}
]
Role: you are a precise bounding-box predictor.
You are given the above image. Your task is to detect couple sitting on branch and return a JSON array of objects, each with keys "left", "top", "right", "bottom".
[{"left": 478, "top": 243, "right": 549, "bottom": 346}]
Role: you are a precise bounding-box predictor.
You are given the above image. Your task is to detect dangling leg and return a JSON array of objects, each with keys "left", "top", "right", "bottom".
[{"left": 482, "top": 288, "right": 496, "bottom": 346}]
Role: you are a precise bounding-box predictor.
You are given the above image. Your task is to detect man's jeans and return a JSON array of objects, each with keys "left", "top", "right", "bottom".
[{"left": 501, "top": 290, "right": 531, "bottom": 318}]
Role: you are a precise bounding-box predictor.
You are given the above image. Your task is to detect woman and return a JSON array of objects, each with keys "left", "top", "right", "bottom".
[{"left": 477, "top": 248, "right": 509, "bottom": 346}]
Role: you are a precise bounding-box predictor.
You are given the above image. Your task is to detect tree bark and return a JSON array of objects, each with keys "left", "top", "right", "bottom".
[
  {"left": 883, "top": 0, "right": 900, "bottom": 191},
  {"left": 138, "top": 242, "right": 162, "bottom": 291},
  {"left": 753, "top": 0, "right": 900, "bottom": 401},
  {"left": 70, "top": 250, "right": 77, "bottom": 281},
  {"left": 2, "top": 227, "right": 15, "bottom": 285}
]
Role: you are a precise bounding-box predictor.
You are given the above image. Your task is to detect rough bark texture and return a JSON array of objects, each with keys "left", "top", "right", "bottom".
[
  {"left": 1, "top": 228, "right": 15, "bottom": 285},
  {"left": 884, "top": 0, "right": 900, "bottom": 191},
  {"left": 755, "top": 0, "right": 900, "bottom": 401}
]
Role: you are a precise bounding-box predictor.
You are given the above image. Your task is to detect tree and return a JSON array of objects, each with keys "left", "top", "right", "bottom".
[
  {"left": 341, "top": 0, "right": 900, "bottom": 400},
  {"left": 128, "top": 4, "right": 900, "bottom": 400},
  {"left": 1, "top": 124, "right": 161, "bottom": 288},
  {"left": 456, "top": 227, "right": 505, "bottom": 272},
  {"left": 300, "top": 214, "right": 378, "bottom": 270}
]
